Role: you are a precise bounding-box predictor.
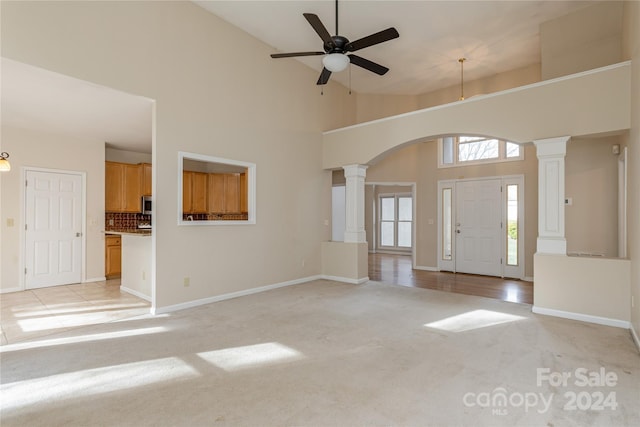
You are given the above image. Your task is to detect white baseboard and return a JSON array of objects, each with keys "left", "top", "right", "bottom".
[
  {"left": 375, "top": 250, "right": 411, "bottom": 256},
  {"left": 631, "top": 323, "right": 640, "bottom": 353},
  {"left": 0, "top": 286, "right": 23, "bottom": 294},
  {"left": 414, "top": 265, "right": 438, "bottom": 272},
  {"left": 321, "top": 275, "right": 369, "bottom": 284},
  {"left": 523, "top": 276, "right": 533, "bottom": 282},
  {"left": 153, "top": 275, "right": 323, "bottom": 315},
  {"left": 532, "top": 306, "right": 630, "bottom": 329},
  {"left": 83, "top": 276, "right": 107, "bottom": 283},
  {"left": 120, "top": 286, "right": 152, "bottom": 302}
]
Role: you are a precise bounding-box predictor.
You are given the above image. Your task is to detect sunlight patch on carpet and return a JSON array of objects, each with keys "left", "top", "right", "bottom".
[
  {"left": 197, "top": 342, "right": 304, "bottom": 372},
  {"left": 424, "top": 309, "right": 525, "bottom": 332},
  {"left": 0, "top": 326, "right": 169, "bottom": 353},
  {"left": 1, "top": 356, "right": 199, "bottom": 411}
]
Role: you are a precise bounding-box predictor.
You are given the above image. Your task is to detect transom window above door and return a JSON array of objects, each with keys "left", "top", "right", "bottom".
[{"left": 438, "top": 135, "right": 523, "bottom": 168}]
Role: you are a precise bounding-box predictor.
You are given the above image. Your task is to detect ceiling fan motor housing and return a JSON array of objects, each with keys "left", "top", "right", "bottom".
[{"left": 325, "top": 35, "right": 350, "bottom": 53}]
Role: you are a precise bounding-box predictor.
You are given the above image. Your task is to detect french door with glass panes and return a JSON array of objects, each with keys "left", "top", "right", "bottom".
[
  {"left": 437, "top": 176, "right": 524, "bottom": 279},
  {"left": 379, "top": 194, "right": 413, "bottom": 251}
]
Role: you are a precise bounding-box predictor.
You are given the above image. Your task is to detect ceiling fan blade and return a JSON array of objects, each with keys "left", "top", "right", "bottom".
[
  {"left": 303, "top": 13, "right": 332, "bottom": 44},
  {"left": 271, "top": 51, "right": 325, "bottom": 58},
  {"left": 345, "top": 27, "right": 399, "bottom": 52},
  {"left": 316, "top": 68, "right": 332, "bottom": 85},
  {"left": 348, "top": 54, "right": 389, "bottom": 75}
]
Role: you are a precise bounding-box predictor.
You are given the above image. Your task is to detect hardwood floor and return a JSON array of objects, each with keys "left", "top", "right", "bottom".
[{"left": 368, "top": 253, "right": 533, "bottom": 304}]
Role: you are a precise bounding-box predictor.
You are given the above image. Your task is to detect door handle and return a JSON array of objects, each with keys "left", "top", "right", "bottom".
[
  {"left": 76, "top": 232, "right": 82, "bottom": 237},
  {"left": 456, "top": 230, "right": 461, "bottom": 234}
]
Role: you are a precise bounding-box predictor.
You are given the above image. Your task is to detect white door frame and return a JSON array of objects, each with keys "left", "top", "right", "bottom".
[
  {"left": 365, "top": 182, "right": 417, "bottom": 268},
  {"left": 377, "top": 191, "right": 413, "bottom": 253},
  {"left": 21, "top": 167, "right": 87, "bottom": 290},
  {"left": 437, "top": 175, "right": 525, "bottom": 279}
]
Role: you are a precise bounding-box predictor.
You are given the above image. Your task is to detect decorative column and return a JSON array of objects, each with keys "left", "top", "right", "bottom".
[
  {"left": 343, "top": 164, "right": 368, "bottom": 243},
  {"left": 533, "top": 136, "right": 570, "bottom": 255}
]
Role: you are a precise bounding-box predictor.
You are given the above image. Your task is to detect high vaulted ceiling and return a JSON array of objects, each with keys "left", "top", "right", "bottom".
[
  {"left": 196, "top": 0, "right": 597, "bottom": 95},
  {"left": 1, "top": 1, "right": 601, "bottom": 155}
]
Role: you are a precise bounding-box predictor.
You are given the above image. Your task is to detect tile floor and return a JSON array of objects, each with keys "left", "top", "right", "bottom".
[{"left": 0, "top": 280, "right": 150, "bottom": 345}]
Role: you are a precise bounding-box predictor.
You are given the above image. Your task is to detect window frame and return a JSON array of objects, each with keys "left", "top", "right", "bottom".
[
  {"left": 177, "top": 151, "right": 256, "bottom": 226},
  {"left": 377, "top": 192, "right": 413, "bottom": 252},
  {"left": 438, "top": 136, "right": 524, "bottom": 168}
]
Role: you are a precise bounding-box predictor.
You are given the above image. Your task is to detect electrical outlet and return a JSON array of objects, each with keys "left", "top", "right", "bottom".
[
  {"left": 7, "top": 218, "right": 14, "bottom": 227},
  {"left": 632, "top": 295, "right": 635, "bottom": 308},
  {"left": 142, "top": 271, "right": 146, "bottom": 280},
  {"left": 302, "top": 259, "right": 306, "bottom": 268},
  {"left": 183, "top": 277, "right": 190, "bottom": 287}
]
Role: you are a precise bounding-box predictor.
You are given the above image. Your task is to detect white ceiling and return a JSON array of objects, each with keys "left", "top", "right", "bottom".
[
  {"left": 1, "top": 58, "right": 154, "bottom": 153},
  {"left": 1, "top": 1, "right": 597, "bottom": 155},
  {"left": 196, "top": 0, "right": 596, "bottom": 95}
]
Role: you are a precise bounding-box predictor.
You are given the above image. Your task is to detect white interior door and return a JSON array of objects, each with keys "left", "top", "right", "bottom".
[
  {"left": 25, "top": 170, "right": 83, "bottom": 288},
  {"left": 455, "top": 179, "right": 502, "bottom": 276}
]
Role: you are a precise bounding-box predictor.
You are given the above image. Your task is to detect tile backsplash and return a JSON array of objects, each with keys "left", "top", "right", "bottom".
[
  {"left": 105, "top": 212, "right": 151, "bottom": 230},
  {"left": 182, "top": 213, "right": 248, "bottom": 221}
]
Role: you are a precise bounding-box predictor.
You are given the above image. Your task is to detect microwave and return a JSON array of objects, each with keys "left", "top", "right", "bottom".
[{"left": 141, "top": 196, "right": 152, "bottom": 215}]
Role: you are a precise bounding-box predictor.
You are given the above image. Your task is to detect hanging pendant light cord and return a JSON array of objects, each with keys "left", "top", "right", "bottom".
[{"left": 459, "top": 58, "right": 466, "bottom": 101}]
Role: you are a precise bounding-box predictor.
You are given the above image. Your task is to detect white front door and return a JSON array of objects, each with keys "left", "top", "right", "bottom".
[
  {"left": 455, "top": 179, "right": 502, "bottom": 276},
  {"left": 25, "top": 170, "right": 83, "bottom": 288}
]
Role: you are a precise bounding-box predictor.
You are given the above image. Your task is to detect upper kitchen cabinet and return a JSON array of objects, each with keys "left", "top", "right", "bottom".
[
  {"left": 105, "top": 161, "right": 143, "bottom": 213},
  {"left": 141, "top": 163, "right": 152, "bottom": 196},
  {"left": 183, "top": 171, "right": 208, "bottom": 214},
  {"left": 207, "top": 173, "right": 245, "bottom": 214}
]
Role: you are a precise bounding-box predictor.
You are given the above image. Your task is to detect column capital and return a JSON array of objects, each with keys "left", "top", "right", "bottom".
[
  {"left": 533, "top": 136, "right": 570, "bottom": 158},
  {"left": 342, "top": 164, "right": 368, "bottom": 178}
]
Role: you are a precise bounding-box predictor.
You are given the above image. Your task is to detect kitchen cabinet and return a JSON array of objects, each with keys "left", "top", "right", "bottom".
[
  {"left": 225, "top": 173, "right": 241, "bottom": 213},
  {"left": 207, "top": 173, "right": 225, "bottom": 213},
  {"left": 105, "top": 235, "right": 121, "bottom": 278},
  {"left": 141, "top": 163, "right": 152, "bottom": 196},
  {"left": 207, "top": 173, "right": 244, "bottom": 213},
  {"left": 183, "top": 171, "right": 208, "bottom": 214},
  {"left": 240, "top": 172, "right": 248, "bottom": 213},
  {"left": 105, "top": 161, "right": 143, "bottom": 213}
]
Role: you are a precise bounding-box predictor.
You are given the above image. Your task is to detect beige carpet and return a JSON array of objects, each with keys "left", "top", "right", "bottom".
[{"left": 1, "top": 280, "right": 638, "bottom": 426}]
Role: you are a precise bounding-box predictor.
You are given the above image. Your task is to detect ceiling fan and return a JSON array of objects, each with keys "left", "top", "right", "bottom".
[{"left": 270, "top": 0, "right": 399, "bottom": 86}]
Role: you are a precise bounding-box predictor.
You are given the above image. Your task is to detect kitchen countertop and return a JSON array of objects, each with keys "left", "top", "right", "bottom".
[{"left": 104, "top": 229, "right": 152, "bottom": 236}]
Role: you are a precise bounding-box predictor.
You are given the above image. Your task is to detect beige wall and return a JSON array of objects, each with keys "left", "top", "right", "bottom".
[
  {"left": 356, "top": 93, "right": 418, "bottom": 124},
  {"left": 105, "top": 148, "right": 152, "bottom": 164},
  {"left": 534, "top": 253, "right": 630, "bottom": 323},
  {"left": 541, "top": 1, "right": 624, "bottom": 80},
  {"left": 417, "top": 64, "right": 541, "bottom": 109},
  {"left": 622, "top": 0, "right": 640, "bottom": 341},
  {"left": 321, "top": 241, "right": 368, "bottom": 283},
  {"left": 323, "top": 63, "right": 631, "bottom": 169},
  {"left": 365, "top": 141, "right": 538, "bottom": 277},
  {"left": 565, "top": 136, "right": 622, "bottom": 257},
  {"left": 0, "top": 126, "right": 106, "bottom": 290},
  {"left": 1, "top": 1, "right": 354, "bottom": 308}
]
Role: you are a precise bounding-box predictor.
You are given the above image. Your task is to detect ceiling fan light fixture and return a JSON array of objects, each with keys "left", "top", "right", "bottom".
[
  {"left": 323, "top": 53, "right": 349, "bottom": 72},
  {"left": 0, "top": 152, "right": 10, "bottom": 172}
]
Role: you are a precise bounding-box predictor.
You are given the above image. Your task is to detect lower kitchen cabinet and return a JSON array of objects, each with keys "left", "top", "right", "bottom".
[{"left": 105, "top": 235, "right": 121, "bottom": 278}]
